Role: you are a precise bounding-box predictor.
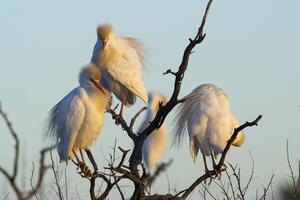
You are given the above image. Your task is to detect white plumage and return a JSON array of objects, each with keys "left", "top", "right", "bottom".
[
  {"left": 174, "top": 84, "right": 244, "bottom": 168},
  {"left": 47, "top": 64, "right": 110, "bottom": 163},
  {"left": 91, "top": 24, "right": 148, "bottom": 107},
  {"left": 138, "top": 92, "right": 168, "bottom": 169}
]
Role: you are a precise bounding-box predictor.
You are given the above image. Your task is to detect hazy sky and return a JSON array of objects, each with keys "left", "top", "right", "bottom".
[{"left": 1, "top": 0, "right": 300, "bottom": 199}]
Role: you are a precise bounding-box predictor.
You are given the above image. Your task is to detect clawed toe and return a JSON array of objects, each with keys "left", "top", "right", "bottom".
[{"left": 76, "top": 162, "right": 92, "bottom": 177}]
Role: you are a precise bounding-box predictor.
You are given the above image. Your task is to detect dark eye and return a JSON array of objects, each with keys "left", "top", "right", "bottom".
[{"left": 90, "top": 78, "right": 96, "bottom": 85}]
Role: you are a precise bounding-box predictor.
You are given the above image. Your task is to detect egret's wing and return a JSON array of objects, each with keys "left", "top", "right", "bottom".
[
  {"left": 101, "top": 70, "right": 137, "bottom": 105},
  {"left": 173, "top": 89, "right": 200, "bottom": 145},
  {"left": 105, "top": 51, "right": 148, "bottom": 104},
  {"left": 48, "top": 88, "right": 86, "bottom": 162},
  {"left": 123, "top": 37, "right": 146, "bottom": 65}
]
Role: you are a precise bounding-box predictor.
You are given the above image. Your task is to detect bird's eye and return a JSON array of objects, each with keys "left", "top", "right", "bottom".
[{"left": 90, "top": 78, "right": 96, "bottom": 84}]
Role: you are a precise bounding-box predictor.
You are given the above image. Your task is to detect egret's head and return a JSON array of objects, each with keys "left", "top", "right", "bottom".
[
  {"left": 97, "top": 24, "right": 113, "bottom": 49},
  {"left": 148, "top": 92, "right": 168, "bottom": 112},
  {"left": 79, "top": 64, "right": 105, "bottom": 93}
]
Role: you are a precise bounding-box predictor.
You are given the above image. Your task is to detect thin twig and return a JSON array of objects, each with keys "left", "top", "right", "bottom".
[
  {"left": 146, "top": 160, "right": 173, "bottom": 186},
  {"left": 163, "top": 69, "right": 177, "bottom": 76},
  {"left": 0, "top": 102, "right": 54, "bottom": 200},
  {"left": 130, "top": 107, "right": 147, "bottom": 130},
  {"left": 50, "top": 150, "right": 64, "bottom": 200},
  {"left": 0, "top": 102, "right": 20, "bottom": 181},
  {"left": 108, "top": 108, "right": 137, "bottom": 140},
  {"left": 286, "top": 140, "right": 298, "bottom": 197},
  {"left": 258, "top": 174, "right": 274, "bottom": 200},
  {"left": 29, "top": 163, "right": 39, "bottom": 200}
]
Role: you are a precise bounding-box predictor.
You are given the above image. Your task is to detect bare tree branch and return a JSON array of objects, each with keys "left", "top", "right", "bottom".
[
  {"left": 258, "top": 174, "right": 274, "bottom": 200},
  {"left": 29, "top": 163, "right": 39, "bottom": 200},
  {"left": 0, "top": 102, "right": 20, "bottom": 181},
  {"left": 145, "top": 160, "right": 173, "bottom": 186},
  {"left": 50, "top": 150, "right": 64, "bottom": 200},
  {"left": 0, "top": 102, "right": 54, "bottom": 200},
  {"left": 130, "top": 107, "right": 147, "bottom": 130},
  {"left": 286, "top": 140, "right": 300, "bottom": 199}
]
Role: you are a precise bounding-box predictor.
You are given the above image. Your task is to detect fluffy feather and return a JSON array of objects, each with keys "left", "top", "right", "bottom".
[
  {"left": 47, "top": 64, "right": 110, "bottom": 162},
  {"left": 91, "top": 24, "right": 148, "bottom": 106},
  {"left": 174, "top": 84, "right": 244, "bottom": 161}
]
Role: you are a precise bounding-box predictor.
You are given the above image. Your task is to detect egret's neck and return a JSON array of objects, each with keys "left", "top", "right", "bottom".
[
  {"left": 82, "top": 84, "right": 109, "bottom": 112},
  {"left": 97, "top": 36, "right": 124, "bottom": 68}
]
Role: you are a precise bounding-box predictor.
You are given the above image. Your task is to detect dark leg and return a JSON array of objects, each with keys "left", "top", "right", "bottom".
[
  {"left": 115, "top": 96, "right": 126, "bottom": 124},
  {"left": 210, "top": 154, "right": 221, "bottom": 178},
  {"left": 79, "top": 148, "right": 86, "bottom": 164},
  {"left": 203, "top": 154, "right": 213, "bottom": 184},
  {"left": 72, "top": 149, "right": 80, "bottom": 163},
  {"left": 85, "top": 149, "right": 98, "bottom": 171},
  {"left": 119, "top": 96, "right": 126, "bottom": 117}
]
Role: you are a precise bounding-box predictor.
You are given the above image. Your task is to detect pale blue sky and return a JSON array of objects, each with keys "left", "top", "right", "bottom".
[{"left": 0, "top": 0, "right": 300, "bottom": 199}]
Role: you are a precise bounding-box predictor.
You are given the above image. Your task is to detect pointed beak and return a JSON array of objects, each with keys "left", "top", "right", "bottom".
[
  {"left": 90, "top": 78, "right": 106, "bottom": 94},
  {"left": 102, "top": 39, "right": 108, "bottom": 49}
]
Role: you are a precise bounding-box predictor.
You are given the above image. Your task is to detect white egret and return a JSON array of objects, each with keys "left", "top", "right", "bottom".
[
  {"left": 90, "top": 24, "right": 148, "bottom": 115},
  {"left": 138, "top": 92, "right": 168, "bottom": 169},
  {"left": 174, "top": 84, "right": 244, "bottom": 172},
  {"left": 47, "top": 64, "right": 110, "bottom": 164}
]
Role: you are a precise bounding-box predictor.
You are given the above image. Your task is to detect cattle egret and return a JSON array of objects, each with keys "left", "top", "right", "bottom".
[
  {"left": 138, "top": 92, "right": 168, "bottom": 169},
  {"left": 174, "top": 84, "right": 244, "bottom": 173},
  {"left": 90, "top": 24, "right": 148, "bottom": 115},
  {"left": 47, "top": 64, "right": 110, "bottom": 165}
]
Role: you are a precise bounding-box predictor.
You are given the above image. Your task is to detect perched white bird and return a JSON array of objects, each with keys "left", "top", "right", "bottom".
[
  {"left": 47, "top": 64, "right": 110, "bottom": 163},
  {"left": 138, "top": 92, "right": 168, "bottom": 169},
  {"left": 174, "top": 84, "right": 244, "bottom": 171},
  {"left": 90, "top": 24, "right": 147, "bottom": 114}
]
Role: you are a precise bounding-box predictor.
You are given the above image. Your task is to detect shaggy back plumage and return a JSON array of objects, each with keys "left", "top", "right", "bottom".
[{"left": 173, "top": 90, "right": 200, "bottom": 146}]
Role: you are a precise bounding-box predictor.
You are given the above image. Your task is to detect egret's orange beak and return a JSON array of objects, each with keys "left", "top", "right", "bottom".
[
  {"left": 102, "top": 39, "right": 108, "bottom": 49},
  {"left": 90, "top": 78, "right": 105, "bottom": 94}
]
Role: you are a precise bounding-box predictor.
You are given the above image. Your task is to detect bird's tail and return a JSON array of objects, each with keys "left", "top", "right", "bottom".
[
  {"left": 231, "top": 117, "right": 245, "bottom": 147},
  {"left": 232, "top": 132, "right": 245, "bottom": 147}
]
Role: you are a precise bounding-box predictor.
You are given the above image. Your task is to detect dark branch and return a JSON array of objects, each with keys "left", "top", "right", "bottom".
[
  {"left": 108, "top": 108, "right": 137, "bottom": 141},
  {"left": 0, "top": 102, "right": 20, "bottom": 181},
  {"left": 163, "top": 69, "right": 177, "bottom": 76},
  {"left": 0, "top": 102, "right": 54, "bottom": 200},
  {"left": 50, "top": 150, "right": 64, "bottom": 200},
  {"left": 24, "top": 145, "right": 55, "bottom": 200},
  {"left": 146, "top": 160, "right": 173, "bottom": 186},
  {"left": 130, "top": 107, "right": 147, "bottom": 130}
]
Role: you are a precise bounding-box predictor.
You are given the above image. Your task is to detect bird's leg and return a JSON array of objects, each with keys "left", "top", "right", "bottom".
[
  {"left": 79, "top": 148, "right": 91, "bottom": 177},
  {"left": 72, "top": 149, "right": 89, "bottom": 177},
  {"left": 72, "top": 149, "right": 81, "bottom": 164},
  {"left": 203, "top": 154, "right": 213, "bottom": 184},
  {"left": 115, "top": 96, "right": 126, "bottom": 124},
  {"left": 79, "top": 148, "right": 86, "bottom": 164},
  {"left": 210, "top": 154, "right": 221, "bottom": 179},
  {"left": 119, "top": 96, "right": 126, "bottom": 117}
]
